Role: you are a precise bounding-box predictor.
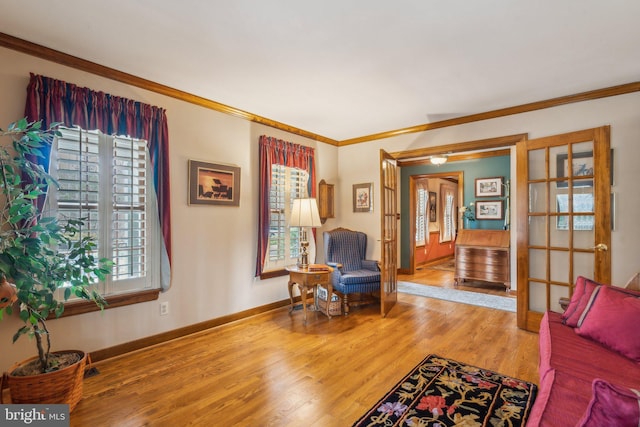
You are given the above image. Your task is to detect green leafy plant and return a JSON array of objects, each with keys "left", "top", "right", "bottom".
[
  {"left": 0, "top": 118, "right": 112, "bottom": 374},
  {"left": 460, "top": 202, "right": 476, "bottom": 221}
]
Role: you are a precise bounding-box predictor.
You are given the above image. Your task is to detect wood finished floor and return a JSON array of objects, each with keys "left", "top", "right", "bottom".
[
  {"left": 399, "top": 257, "right": 517, "bottom": 298},
  {"left": 68, "top": 262, "right": 538, "bottom": 426}
]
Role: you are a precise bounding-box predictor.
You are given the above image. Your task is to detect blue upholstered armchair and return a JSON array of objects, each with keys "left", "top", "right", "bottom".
[{"left": 323, "top": 228, "right": 381, "bottom": 314}]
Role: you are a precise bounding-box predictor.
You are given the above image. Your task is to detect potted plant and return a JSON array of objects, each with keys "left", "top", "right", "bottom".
[{"left": 0, "top": 118, "right": 112, "bottom": 410}]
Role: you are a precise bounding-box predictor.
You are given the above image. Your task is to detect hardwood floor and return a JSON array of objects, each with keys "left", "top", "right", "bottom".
[
  {"left": 67, "top": 281, "right": 539, "bottom": 426},
  {"left": 399, "top": 257, "right": 517, "bottom": 298}
]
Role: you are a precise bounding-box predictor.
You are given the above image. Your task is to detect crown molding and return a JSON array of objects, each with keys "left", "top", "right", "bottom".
[
  {"left": 2, "top": 32, "right": 639, "bottom": 148},
  {"left": 339, "top": 82, "right": 640, "bottom": 146},
  {"left": 0, "top": 32, "right": 339, "bottom": 146}
]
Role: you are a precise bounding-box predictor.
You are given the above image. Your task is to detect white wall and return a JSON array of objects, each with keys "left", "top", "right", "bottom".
[
  {"left": 2, "top": 45, "right": 639, "bottom": 371},
  {"left": 337, "top": 92, "right": 640, "bottom": 288},
  {"left": 0, "top": 46, "right": 338, "bottom": 371}
]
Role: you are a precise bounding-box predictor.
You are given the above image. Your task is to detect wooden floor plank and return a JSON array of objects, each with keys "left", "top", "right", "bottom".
[{"left": 68, "top": 287, "right": 539, "bottom": 426}]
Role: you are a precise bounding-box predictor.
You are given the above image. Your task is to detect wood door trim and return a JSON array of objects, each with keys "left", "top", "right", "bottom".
[{"left": 391, "top": 134, "right": 526, "bottom": 161}]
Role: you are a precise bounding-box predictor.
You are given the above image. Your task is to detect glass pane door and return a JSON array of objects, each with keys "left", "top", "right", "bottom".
[{"left": 517, "top": 127, "right": 610, "bottom": 331}]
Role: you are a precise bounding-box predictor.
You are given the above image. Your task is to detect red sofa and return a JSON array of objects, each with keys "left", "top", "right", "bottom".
[{"left": 527, "top": 277, "right": 640, "bottom": 426}]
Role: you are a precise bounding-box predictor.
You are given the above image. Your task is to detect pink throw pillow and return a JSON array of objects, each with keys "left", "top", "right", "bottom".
[
  {"left": 562, "top": 276, "right": 601, "bottom": 327},
  {"left": 575, "top": 285, "right": 640, "bottom": 362},
  {"left": 576, "top": 379, "right": 640, "bottom": 427}
]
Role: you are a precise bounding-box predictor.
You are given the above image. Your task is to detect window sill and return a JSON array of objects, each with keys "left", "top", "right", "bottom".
[
  {"left": 56, "top": 289, "right": 161, "bottom": 318},
  {"left": 260, "top": 269, "right": 288, "bottom": 280}
]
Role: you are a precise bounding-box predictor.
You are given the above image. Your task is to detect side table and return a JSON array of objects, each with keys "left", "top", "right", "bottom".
[{"left": 286, "top": 265, "right": 333, "bottom": 323}]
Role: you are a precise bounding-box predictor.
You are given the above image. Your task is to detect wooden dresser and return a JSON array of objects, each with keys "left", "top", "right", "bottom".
[{"left": 454, "top": 229, "right": 510, "bottom": 291}]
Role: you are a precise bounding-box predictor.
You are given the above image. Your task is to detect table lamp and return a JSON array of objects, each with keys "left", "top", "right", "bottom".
[{"left": 290, "top": 198, "right": 322, "bottom": 269}]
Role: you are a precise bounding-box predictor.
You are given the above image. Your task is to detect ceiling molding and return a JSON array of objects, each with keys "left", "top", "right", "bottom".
[
  {"left": 2, "top": 32, "right": 639, "bottom": 148},
  {"left": 0, "top": 32, "right": 339, "bottom": 146},
  {"left": 340, "top": 82, "right": 640, "bottom": 146}
]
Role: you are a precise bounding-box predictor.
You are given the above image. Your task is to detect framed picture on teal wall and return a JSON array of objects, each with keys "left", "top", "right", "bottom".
[
  {"left": 475, "top": 177, "right": 503, "bottom": 197},
  {"left": 476, "top": 200, "right": 503, "bottom": 220}
]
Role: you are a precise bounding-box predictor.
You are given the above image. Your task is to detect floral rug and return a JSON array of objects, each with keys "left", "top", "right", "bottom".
[
  {"left": 353, "top": 354, "right": 537, "bottom": 427},
  {"left": 424, "top": 259, "right": 455, "bottom": 272}
]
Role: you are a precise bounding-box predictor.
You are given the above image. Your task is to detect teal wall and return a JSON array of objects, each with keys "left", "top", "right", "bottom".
[{"left": 400, "top": 155, "right": 510, "bottom": 269}]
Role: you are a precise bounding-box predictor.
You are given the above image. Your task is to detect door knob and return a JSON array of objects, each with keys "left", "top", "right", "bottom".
[{"left": 593, "top": 243, "right": 608, "bottom": 251}]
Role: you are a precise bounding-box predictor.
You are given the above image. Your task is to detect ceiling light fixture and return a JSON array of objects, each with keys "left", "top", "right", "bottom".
[{"left": 430, "top": 155, "right": 448, "bottom": 165}]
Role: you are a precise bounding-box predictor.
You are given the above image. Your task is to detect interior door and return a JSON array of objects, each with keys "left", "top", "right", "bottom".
[
  {"left": 380, "top": 149, "right": 398, "bottom": 317},
  {"left": 516, "top": 126, "right": 611, "bottom": 331}
]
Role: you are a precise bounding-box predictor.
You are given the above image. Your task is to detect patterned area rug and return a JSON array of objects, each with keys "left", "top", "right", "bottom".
[
  {"left": 398, "top": 281, "right": 516, "bottom": 312},
  {"left": 353, "top": 354, "right": 537, "bottom": 427},
  {"left": 424, "top": 259, "right": 455, "bottom": 272}
]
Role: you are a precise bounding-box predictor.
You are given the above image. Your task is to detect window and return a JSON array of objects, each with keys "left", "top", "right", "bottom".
[
  {"left": 416, "top": 188, "right": 427, "bottom": 245},
  {"left": 264, "top": 164, "right": 309, "bottom": 272},
  {"left": 256, "top": 135, "right": 315, "bottom": 277},
  {"left": 443, "top": 193, "right": 455, "bottom": 240},
  {"left": 47, "top": 127, "right": 160, "bottom": 297},
  {"left": 439, "top": 184, "right": 456, "bottom": 242}
]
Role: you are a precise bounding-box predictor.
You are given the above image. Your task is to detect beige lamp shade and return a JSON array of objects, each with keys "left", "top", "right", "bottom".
[{"left": 290, "top": 198, "right": 322, "bottom": 227}]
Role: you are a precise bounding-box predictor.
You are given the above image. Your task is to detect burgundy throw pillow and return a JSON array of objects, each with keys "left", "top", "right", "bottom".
[
  {"left": 576, "top": 379, "right": 640, "bottom": 427},
  {"left": 575, "top": 285, "right": 640, "bottom": 362},
  {"left": 562, "top": 276, "right": 601, "bottom": 327}
]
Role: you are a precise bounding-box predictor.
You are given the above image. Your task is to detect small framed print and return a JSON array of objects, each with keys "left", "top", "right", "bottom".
[
  {"left": 353, "top": 183, "right": 373, "bottom": 212},
  {"left": 428, "top": 191, "right": 437, "bottom": 222},
  {"left": 476, "top": 200, "right": 503, "bottom": 220},
  {"left": 556, "top": 151, "right": 593, "bottom": 188},
  {"left": 475, "top": 177, "right": 503, "bottom": 197},
  {"left": 188, "top": 160, "right": 240, "bottom": 206}
]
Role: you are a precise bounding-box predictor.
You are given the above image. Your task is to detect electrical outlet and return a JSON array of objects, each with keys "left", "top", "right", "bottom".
[{"left": 160, "top": 302, "right": 169, "bottom": 316}]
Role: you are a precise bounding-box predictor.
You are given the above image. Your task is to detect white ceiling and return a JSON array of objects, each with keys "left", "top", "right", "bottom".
[{"left": 2, "top": 0, "right": 639, "bottom": 141}]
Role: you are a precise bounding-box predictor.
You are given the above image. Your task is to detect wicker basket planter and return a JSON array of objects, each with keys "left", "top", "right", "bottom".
[
  {"left": 0, "top": 278, "right": 17, "bottom": 309},
  {"left": 1, "top": 350, "right": 87, "bottom": 412},
  {"left": 317, "top": 285, "right": 342, "bottom": 316}
]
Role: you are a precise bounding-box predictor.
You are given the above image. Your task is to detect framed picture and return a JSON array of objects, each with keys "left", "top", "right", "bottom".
[
  {"left": 556, "top": 151, "right": 593, "bottom": 188},
  {"left": 475, "top": 200, "right": 503, "bottom": 220},
  {"left": 353, "top": 183, "right": 373, "bottom": 212},
  {"left": 188, "top": 160, "right": 240, "bottom": 206},
  {"left": 475, "top": 177, "right": 503, "bottom": 197},
  {"left": 555, "top": 193, "right": 594, "bottom": 230},
  {"left": 428, "top": 191, "right": 437, "bottom": 222}
]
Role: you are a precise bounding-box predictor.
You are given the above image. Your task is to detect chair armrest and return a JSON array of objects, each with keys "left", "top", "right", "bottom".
[
  {"left": 327, "top": 262, "right": 343, "bottom": 270},
  {"left": 362, "top": 260, "right": 380, "bottom": 271}
]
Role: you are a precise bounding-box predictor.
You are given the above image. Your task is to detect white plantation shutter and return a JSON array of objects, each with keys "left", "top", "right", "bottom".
[
  {"left": 439, "top": 184, "right": 457, "bottom": 243},
  {"left": 54, "top": 128, "right": 101, "bottom": 249},
  {"left": 111, "top": 136, "right": 149, "bottom": 283},
  {"left": 416, "top": 188, "right": 427, "bottom": 245},
  {"left": 48, "top": 127, "right": 159, "bottom": 296},
  {"left": 265, "top": 164, "right": 309, "bottom": 271}
]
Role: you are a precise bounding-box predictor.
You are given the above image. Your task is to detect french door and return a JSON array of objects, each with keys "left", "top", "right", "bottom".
[
  {"left": 380, "top": 149, "right": 398, "bottom": 317},
  {"left": 516, "top": 127, "right": 611, "bottom": 331}
]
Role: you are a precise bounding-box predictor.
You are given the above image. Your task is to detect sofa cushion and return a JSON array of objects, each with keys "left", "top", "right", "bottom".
[
  {"left": 529, "top": 311, "right": 640, "bottom": 426},
  {"left": 338, "top": 269, "right": 380, "bottom": 285},
  {"left": 562, "top": 276, "right": 601, "bottom": 327},
  {"left": 576, "top": 379, "right": 640, "bottom": 427},
  {"left": 575, "top": 285, "right": 640, "bottom": 362}
]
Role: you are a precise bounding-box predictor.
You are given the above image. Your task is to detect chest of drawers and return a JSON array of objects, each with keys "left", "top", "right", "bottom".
[{"left": 454, "top": 229, "right": 510, "bottom": 291}]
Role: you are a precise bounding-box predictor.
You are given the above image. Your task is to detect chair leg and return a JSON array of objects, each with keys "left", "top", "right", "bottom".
[{"left": 342, "top": 294, "right": 350, "bottom": 315}]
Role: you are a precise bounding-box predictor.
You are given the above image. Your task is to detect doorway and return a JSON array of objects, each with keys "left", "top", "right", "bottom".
[{"left": 408, "top": 172, "right": 463, "bottom": 274}]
